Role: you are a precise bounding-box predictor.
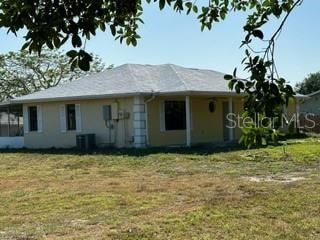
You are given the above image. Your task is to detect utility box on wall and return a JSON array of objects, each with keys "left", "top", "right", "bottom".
[
  {"left": 102, "top": 103, "right": 119, "bottom": 121},
  {"left": 102, "top": 105, "right": 112, "bottom": 121},
  {"left": 118, "top": 110, "right": 130, "bottom": 120},
  {"left": 102, "top": 103, "right": 129, "bottom": 122}
]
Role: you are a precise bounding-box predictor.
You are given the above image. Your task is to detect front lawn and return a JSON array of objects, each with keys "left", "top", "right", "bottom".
[{"left": 0, "top": 139, "right": 319, "bottom": 239}]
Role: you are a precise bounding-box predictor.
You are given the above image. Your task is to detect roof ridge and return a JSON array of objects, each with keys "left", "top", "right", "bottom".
[{"left": 168, "top": 64, "right": 188, "bottom": 91}]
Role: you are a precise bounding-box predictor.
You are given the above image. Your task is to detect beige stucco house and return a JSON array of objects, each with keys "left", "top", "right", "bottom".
[{"left": 0, "top": 64, "right": 301, "bottom": 149}]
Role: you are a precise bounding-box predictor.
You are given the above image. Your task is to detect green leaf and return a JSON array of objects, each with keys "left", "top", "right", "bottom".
[
  {"left": 185, "top": 2, "right": 192, "bottom": 9},
  {"left": 78, "top": 57, "right": 90, "bottom": 71},
  {"left": 66, "top": 50, "right": 78, "bottom": 58},
  {"left": 228, "top": 79, "right": 237, "bottom": 90},
  {"left": 60, "top": 35, "right": 69, "bottom": 46},
  {"left": 46, "top": 41, "right": 54, "bottom": 50},
  {"left": 224, "top": 74, "right": 233, "bottom": 80},
  {"left": 245, "top": 81, "right": 254, "bottom": 88},
  {"left": 131, "top": 38, "right": 137, "bottom": 47},
  {"left": 235, "top": 84, "right": 241, "bottom": 93},
  {"left": 159, "top": 0, "right": 166, "bottom": 10},
  {"left": 126, "top": 37, "right": 131, "bottom": 45},
  {"left": 53, "top": 36, "right": 61, "bottom": 48},
  {"left": 71, "top": 34, "right": 82, "bottom": 48},
  {"left": 110, "top": 25, "right": 116, "bottom": 36},
  {"left": 100, "top": 23, "right": 106, "bottom": 32},
  {"left": 21, "top": 41, "right": 31, "bottom": 51},
  {"left": 193, "top": 5, "right": 198, "bottom": 13},
  {"left": 252, "top": 30, "right": 264, "bottom": 40},
  {"left": 237, "top": 81, "right": 245, "bottom": 89},
  {"left": 233, "top": 68, "right": 237, "bottom": 77},
  {"left": 243, "top": 24, "right": 254, "bottom": 32}
]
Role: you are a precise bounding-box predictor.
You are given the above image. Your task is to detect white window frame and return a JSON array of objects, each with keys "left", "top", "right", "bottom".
[
  {"left": 60, "top": 104, "right": 82, "bottom": 133},
  {"left": 159, "top": 99, "right": 192, "bottom": 132},
  {"left": 25, "top": 105, "right": 42, "bottom": 133}
]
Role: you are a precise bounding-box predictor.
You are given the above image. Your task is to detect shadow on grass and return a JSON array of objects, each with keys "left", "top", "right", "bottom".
[
  {"left": 0, "top": 134, "right": 310, "bottom": 157},
  {"left": 0, "top": 143, "right": 246, "bottom": 157}
]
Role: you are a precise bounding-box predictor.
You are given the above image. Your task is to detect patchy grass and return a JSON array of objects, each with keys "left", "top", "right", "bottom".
[{"left": 0, "top": 139, "right": 319, "bottom": 240}]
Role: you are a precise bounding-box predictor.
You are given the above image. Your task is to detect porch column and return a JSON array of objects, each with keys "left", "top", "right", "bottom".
[
  {"left": 133, "top": 96, "right": 147, "bottom": 148},
  {"left": 186, "top": 96, "right": 191, "bottom": 147},
  {"left": 228, "top": 97, "right": 234, "bottom": 141}
]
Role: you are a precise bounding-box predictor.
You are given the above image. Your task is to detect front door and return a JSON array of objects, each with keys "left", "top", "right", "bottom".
[{"left": 222, "top": 101, "right": 234, "bottom": 141}]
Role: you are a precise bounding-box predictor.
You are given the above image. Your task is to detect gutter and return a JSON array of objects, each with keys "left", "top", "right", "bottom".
[
  {"left": 8, "top": 92, "right": 151, "bottom": 104},
  {"left": 5, "top": 91, "right": 241, "bottom": 105},
  {"left": 3, "top": 90, "right": 306, "bottom": 105}
]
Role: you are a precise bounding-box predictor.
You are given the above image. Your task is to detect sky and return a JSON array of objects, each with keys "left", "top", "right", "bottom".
[{"left": 0, "top": 1, "right": 319, "bottom": 85}]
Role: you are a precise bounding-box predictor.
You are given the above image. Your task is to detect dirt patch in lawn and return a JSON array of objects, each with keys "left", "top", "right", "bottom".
[{"left": 243, "top": 175, "right": 307, "bottom": 183}]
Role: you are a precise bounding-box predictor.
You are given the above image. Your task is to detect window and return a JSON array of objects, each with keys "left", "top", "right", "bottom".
[
  {"left": 28, "top": 106, "right": 38, "bottom": 132},
  {"left": 66, "top": 104, "right": 76, "bottom": 131},
  {"left": 164, "top": 101, "right": 186, "bottom": 130}
]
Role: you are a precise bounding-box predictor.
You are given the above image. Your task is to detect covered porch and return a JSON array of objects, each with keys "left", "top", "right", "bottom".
[
  {"left": 145, "top": 94, "right": 242, "bottom": 147},
  {"left": 0, "top": 104, "right": 24, "bottom": 149}
]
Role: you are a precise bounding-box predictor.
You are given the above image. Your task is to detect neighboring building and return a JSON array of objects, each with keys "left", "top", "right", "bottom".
[
  {"left": 300, "top": 90, "right": 320, "bottom": 115},
  {"left": 299, "top": 90, "right": 320, "bottom": 134},
  {"left": 0, "top": 64, "right": 301, "bottom": 149}
]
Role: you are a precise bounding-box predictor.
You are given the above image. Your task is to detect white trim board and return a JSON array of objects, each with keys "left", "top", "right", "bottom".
[{"left": 0, "top": 137, "right": 24, "bottom": 149}]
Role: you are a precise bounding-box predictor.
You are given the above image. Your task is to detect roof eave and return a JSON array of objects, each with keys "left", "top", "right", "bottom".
[
  {"left": 10, "top": 92, "right": 149, "bottom": 104},
  {"left": 6, "top": 90, "right": 305, "bottom": 105},
  {"left": 155, "top": 90, "right": 244, "bottom": 97},
  {"left": 307, "top": 89, "right": 320, "bottom": 97},
  {"left": 0, "top": 101, "right": 11, "bottom": 106},
  {"left": 9, "top": 90, "right": 244, "bottom": 104}
]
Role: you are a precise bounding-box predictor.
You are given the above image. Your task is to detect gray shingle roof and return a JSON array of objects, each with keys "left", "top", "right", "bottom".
[
  {"left": 11, "top": 64, "right": 234, "bottom": 103},
  {"left": 308, "top": 89, "right": 320, "bottom": 97}
]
